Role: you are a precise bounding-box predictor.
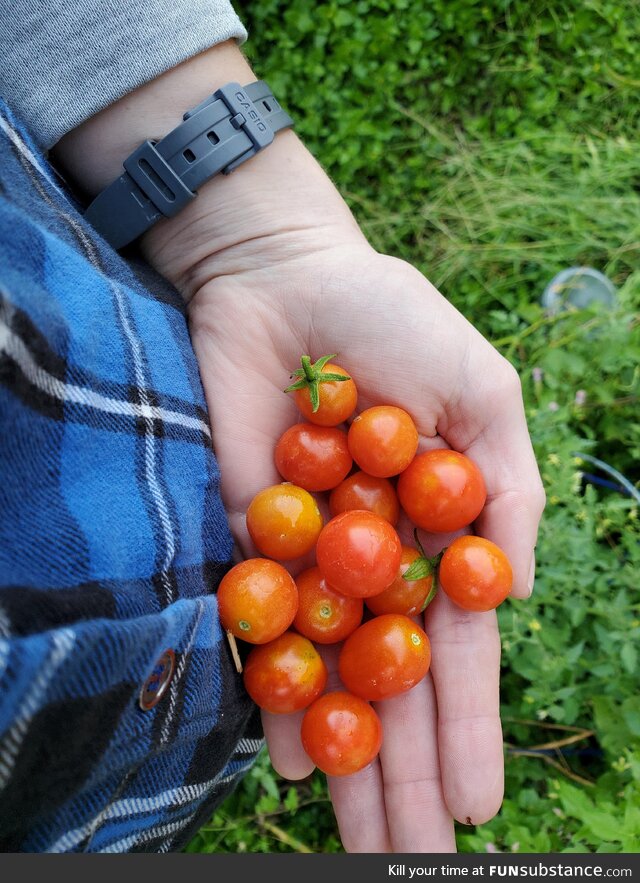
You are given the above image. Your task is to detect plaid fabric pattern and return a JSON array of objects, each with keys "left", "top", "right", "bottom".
[{"left": 0, "top": 101, "right": 262, "bottom": 853}]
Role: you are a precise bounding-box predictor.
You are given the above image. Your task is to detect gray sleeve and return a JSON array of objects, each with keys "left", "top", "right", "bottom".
[{"left": 0, "top": 1, "right": 248, "bottom": 151}]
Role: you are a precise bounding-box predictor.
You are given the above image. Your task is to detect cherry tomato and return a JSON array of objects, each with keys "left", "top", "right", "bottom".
[
  {"left": 329, "top": 471, "right": 400, "bottom": 526},
  {"left": 438, "top": 535, "right": 513, "bottom": 612},
  {"left": 315, "top": 510, "right": 402, "bottom": 598},
  {"left": 397, "top": 449, "right": 487, "bottom": 533},
  {"left": 365, "top": 545, "right": 434, "bottom": 617},
  {"left": 338, "top": 613, "right": 431, "bottom": 701},
  {"left": 293, "top": 566, "right": 363, "bottom": 644},
  {"left": 347, "top": 405, "right": 419, "bottom": 478},
  {"left": 289, "top": 357, "right": 357, "bottom": 426},
  {"left": 243, "top": 631, "right": 328, "bottom": 714},
  {"left": 246, "top": 483, "right": 323, "bottom": 560},
  {"left": 217, "top": 558, "right": 298, "bottom": 644},
  {"left": 274, "top": 423, "right": 352, "bottom": 492},
  {"left": 301, "top": 691, "right": 383, "bottom": 776}
]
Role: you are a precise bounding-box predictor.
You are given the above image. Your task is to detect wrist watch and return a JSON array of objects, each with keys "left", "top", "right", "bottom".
[{"left": 84, "top": 80, "right": 294, "bottom": 250}]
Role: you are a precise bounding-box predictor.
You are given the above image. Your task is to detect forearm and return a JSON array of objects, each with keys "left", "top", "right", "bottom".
[{"left": 51, "top": 40, "right": 363, "bottom": 299}]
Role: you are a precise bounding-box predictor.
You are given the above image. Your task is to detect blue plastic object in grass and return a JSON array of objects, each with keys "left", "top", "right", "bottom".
[
  {"left": 572, "top": 452, "right": 640, "bottom": 504},
  {"left": 541, "top": 267, "right": 617, "bottom": 315}
]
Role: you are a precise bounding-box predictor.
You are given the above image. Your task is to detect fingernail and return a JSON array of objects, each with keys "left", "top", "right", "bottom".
[{"left": 527, "top": 552, "right": 536, "bottom": 597}]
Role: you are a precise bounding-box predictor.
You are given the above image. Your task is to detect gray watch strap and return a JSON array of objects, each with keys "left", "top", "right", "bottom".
[{"left": 84, "top": 80, "right": 294, "bottom": 249}]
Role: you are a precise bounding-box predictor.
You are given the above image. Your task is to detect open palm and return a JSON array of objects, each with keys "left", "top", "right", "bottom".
[{"left": 188, "top": 240, "right": 545, "bottom": 853}]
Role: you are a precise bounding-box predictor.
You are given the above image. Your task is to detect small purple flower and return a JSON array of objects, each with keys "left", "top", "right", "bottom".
[
  {"left": 532, "top": 367, "right": 543, "bottom": 383},
  {"left": 548, "top": 401, "right": 559, "bottom": 412},
  {"left": 574, "top": 389, "right": 587, "bottom": 406}
]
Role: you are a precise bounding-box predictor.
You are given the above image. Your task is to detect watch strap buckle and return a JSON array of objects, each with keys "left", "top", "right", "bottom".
[{"left": 215, "top": 82, "right": 274, "bottom": 150}]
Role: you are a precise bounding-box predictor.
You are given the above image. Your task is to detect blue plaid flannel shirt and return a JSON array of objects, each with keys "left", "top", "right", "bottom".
[{"left": 0, "top": 100, "right": 262, "bottom": 852}]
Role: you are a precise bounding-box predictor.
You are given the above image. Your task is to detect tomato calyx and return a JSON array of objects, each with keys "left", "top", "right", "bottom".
[
  {"left": 402, "top": 529, "right": 443, "bottom": 612},
  {"left": 285, "top": 353, "right": 352, "bottom": 413}
]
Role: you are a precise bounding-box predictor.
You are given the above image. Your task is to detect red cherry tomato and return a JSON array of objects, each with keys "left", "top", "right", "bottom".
[
  {"left": 438, "top": 535, "right": 513, "bottom": 612},
  {"left": 315, "top": 510, "right": 402, "bottom": 598},
  {"left": 217, "top": 558, "right": 298, "bottom": 644},
  {"left": 293, "top": 566, "right": 363, "bottom": 644},
  {"left": 338, "top": 613, "right": 431, "bottom": 701},
  {"left": 347, "top": 405, "right": 419, "bottom": 478},
  {"left": 274, "top": 423, "right": 352, "bottom": 492},
  {"left": 290, "top": 359, "right": 357, "bottom": 426},
  {"left": 246, "top": 483, "right": 323, "bottom": 560},
  {"left": 329, "top": 471, "right": 400, "bottom": 526},
  {"left": 397, "top": 449, "right": 487, "bottom": 533},
  {"left": 301, "top": 691, "right": 383, "bottom": 776},
  {"left": 365, "top": 545, "right": 434, "bottom": 617},
  {"left": 243, "top": 631, "right": 328, "bottom": 714}
]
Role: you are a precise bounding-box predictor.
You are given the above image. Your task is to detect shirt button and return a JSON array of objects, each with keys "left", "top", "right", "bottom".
[{"left": 139, "top": 649, "right": 176, "bottom": 710}]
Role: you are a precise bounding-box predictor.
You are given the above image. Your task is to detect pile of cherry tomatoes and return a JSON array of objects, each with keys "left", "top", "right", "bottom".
[{"left": 217, "top": 355, "right": 513, "bottom": 777}]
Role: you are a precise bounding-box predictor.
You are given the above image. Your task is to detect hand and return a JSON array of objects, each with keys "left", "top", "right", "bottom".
[
  {"left": 53, "top": 41, "right": 545, "bottom": 853},
  {"left": 186, "top": 236, "right": 545, "bottom": 853}
]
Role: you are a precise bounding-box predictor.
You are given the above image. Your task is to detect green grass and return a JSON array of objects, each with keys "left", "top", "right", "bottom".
[{"left": 187, "top": 0, "right": 640, "bottom": 853}]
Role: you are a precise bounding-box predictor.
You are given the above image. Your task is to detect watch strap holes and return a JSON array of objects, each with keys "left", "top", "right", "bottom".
[
  {"left": 183, "top": 148, "right": 196, "bottom": 163},
  {"left": 207, "top": 131, "right": 220, "bottom": 145}
]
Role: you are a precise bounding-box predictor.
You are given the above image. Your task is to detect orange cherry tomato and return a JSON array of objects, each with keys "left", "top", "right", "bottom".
[
  {"left": 329, "top": 471, "right": 400, "bottom": 526},
  {"left": 301, "top": 691, "right": 383, "bottom": 776},
  {"left": 397, "top": 449, "right": 487, "bottom": 533},
  {"left": 347, "top": 405, "right": 419, "bottom": 478},
  {"left": 338, "top": 613, "right": 431, "bottom": 701},
  {"left": 293, "top": 566, "right": 363, "bottom": 644},
  {"left": 315, "top": 510, "right": 403, "bottom": 598},
  {"left": 246, "top": 483, "right": 323, "bottom": 560},
  {"left": 243, "top": 631, "right": 328, "bottom": 714},
  {"left": 217, "top": 558, "right": 298, "bottom": 644},
  {"left": 365, "top": 545, "right": 434, "bottom": 616},
  {"left": 439, "top": 535, "right": 513, "bottom": 612},
  {"left": 274, "top": 423, "right": 352, "bottom": 492},
  {"left": 290, "top": 358, "right": 357, "bottom": 426}
]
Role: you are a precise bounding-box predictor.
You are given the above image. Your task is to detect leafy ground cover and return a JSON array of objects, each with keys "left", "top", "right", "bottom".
[{"left": 186, "top": 0, "right": 640, "bottom": 853}]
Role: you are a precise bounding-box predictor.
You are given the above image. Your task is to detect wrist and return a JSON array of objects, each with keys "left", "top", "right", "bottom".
[
  {"left": 142, "top": 128, "right": 363, "bottom": 300},
  {"left": 52, "top": 40, "right": 363, "bottom": 301}
]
